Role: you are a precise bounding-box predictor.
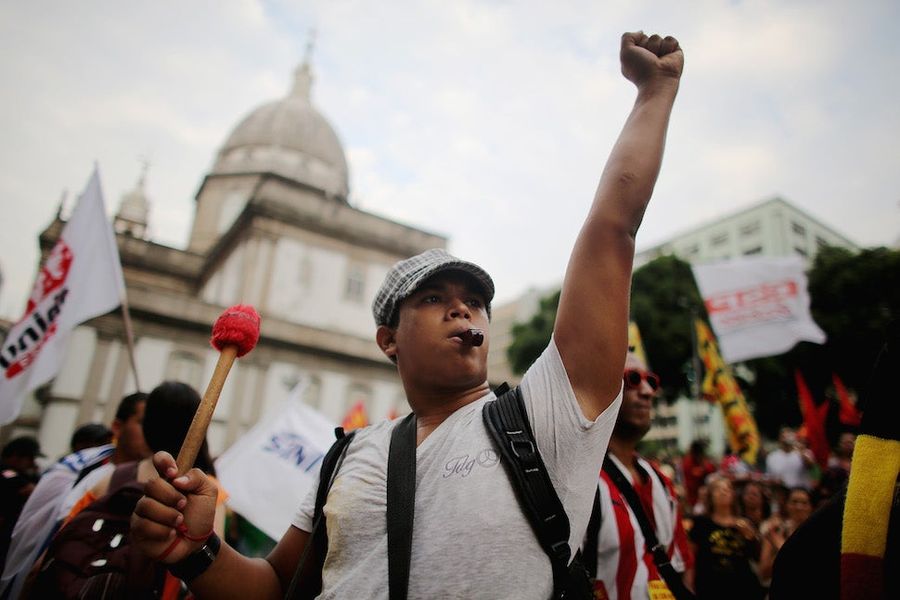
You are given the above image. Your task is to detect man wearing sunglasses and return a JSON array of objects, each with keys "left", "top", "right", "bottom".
[{"left": 585, "top": 352, "right": 694, "bottom": 599}]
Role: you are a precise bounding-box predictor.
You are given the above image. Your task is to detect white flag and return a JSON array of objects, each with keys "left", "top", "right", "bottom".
[
  {"left": 215, "top": 383, "right": 337, "bottom": 540},
  {"left": 0, "top": 167, "right": 124, "bottom": 424},
  {"left": 691, "top": 256, "right": 826, "bottom": 363}
]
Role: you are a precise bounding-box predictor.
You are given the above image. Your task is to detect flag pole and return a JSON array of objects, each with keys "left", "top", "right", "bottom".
[
  {"left": 690, "top": 306, "right": 701, "bottom": 402},
  {"left": 120, "top": 292, "right": 141, "bottom": 392}
]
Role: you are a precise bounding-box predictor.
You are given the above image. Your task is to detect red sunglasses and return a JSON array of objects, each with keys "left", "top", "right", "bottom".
[{"left": 623, "top": 369, "right": 660, "bottom": 391}]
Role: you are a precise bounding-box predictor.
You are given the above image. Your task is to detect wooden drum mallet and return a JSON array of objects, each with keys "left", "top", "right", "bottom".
[{"left": 175, "top": 304, "right": 260, "bottom": 475}]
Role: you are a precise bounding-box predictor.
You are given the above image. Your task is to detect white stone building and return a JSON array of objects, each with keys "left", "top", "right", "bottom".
[
  {"left": 635, "top": 196, "right": 859, "bottom": 267},
  {"left": 1, "top": 61, "right": 445, "bottom": 460}
]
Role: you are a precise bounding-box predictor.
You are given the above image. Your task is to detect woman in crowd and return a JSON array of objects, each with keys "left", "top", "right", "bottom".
[
  {"left": 738, "top": 480, "right": 771, "bottom": 531},
  {"left": 758, "top": 486, "right": 814, "bottom": 582},
  {"left": 688, "top": 475, "right": 764, "bottom": 600}
]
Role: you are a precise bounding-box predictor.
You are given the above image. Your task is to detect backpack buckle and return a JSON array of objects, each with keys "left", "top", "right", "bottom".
[
  {"left": 509, "top": 439, "right": 535, "bottom": 461},
  {"left": 650, "top": 543, "right": 671, "bottom": 568},
  {"left": 550, "top": 540, "right": 571, "bottom": 564}
]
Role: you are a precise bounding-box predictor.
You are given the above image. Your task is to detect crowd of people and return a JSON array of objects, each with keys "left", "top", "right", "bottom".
[
  {"left": 0, "top": 363, "right": 866, "bottom": 600},
  {"left": 634, "top": 425, "right": 859, "bottom": 599}
]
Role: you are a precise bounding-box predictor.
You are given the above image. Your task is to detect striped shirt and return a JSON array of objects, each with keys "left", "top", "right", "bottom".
[{"left": 588, "top": 454, "right": 693, "bottom": 600}]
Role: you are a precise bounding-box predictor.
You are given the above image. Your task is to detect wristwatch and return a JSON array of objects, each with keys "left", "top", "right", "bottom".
[{"left": 167, "top": 532, "right": 221, "bottom": 583}]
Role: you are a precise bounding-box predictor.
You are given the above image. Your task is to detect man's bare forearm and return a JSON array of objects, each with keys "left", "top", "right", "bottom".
[
  {"left": 592, "top": 80, "right": 680, "bottom": 238},
  {"left": 188, "top": 544, "right": 283, "bottom": 599}
]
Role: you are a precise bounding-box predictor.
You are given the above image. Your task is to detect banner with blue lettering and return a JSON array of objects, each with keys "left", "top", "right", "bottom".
[{"left": 215, "top": 382, "right": 336, "bottom": 540}]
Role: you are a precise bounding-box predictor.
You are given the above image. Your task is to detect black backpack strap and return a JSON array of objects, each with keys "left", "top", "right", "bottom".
[
  {"left": 601, "top": 457, "right": 695, "bottom": 600},
  {"left": 386, "top": 413, "right": 417, "bottom": 600},
  {"left": 284, "top": 427, "right": 356, "bottom": 600},
  {"left": 582, "top": 486, "right": 603, "bottom": 579},
  {"left": 73, "top": 453, "right": 113, "bottom": 486},
  {"left": 483, "top": 386, "right": 572, "bottom": 598}
]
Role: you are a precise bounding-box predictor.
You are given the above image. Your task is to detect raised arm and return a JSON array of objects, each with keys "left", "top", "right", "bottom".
[{"left": 554, "top": 32, "right": 683, "bottom": 419}]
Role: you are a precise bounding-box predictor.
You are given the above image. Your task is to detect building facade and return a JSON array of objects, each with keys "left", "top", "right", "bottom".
[
  {"left": 2, "top": 62, "right": 444, "bottom": 460},
  {"left": 635, "top": 196, "right": 858, "bottom": 267}
]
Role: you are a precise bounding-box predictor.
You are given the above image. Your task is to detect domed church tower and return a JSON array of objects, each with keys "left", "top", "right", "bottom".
[
  {"left": 20, "top": 55, "right": 446, "bottom": 460},
  {"left": 188, "top": 59, "right": 350, "bottom": 254}
]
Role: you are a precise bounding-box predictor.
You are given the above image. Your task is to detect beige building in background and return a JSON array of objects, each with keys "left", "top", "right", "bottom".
[
  {"left": 1, "top": 61, "right": 444, "bottom": 460},
  {"left": 635, "top": 196, "right": 859, "bottom": 267}
]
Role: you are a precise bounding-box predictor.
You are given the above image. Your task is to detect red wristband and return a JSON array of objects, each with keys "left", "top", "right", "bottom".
[
  {"left": 176, "top": 522, "right": 213, "bottom": 543},
  {"left": 154, "top": 523, "right": 213, "bottom": 561}
]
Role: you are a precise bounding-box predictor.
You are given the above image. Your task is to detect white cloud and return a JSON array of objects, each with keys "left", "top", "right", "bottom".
[{"left": 1, "top": 0, "right": 898, "bottom": 317}]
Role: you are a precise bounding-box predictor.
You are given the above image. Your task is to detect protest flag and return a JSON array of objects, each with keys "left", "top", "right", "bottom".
[
  {"left": 215, "top": 382, "right": 337, "bottom": 540},
  {"left": 0, "top": 167, "right": 125, "bottom": 425},
  {"left": 833, "top": 373, "right": 862, "bottom": 427},
  {"left": 692, "top": 256, "right": 826, "bottom": 363},
  {"left": 794, "top": 369, "right": 830, "bottom": 468},
  {"left": 341, "top": 401, "right": 368, "bottom": 432},
  {"left": 695, "top": 319, "right": 760, "bottom": 465}
]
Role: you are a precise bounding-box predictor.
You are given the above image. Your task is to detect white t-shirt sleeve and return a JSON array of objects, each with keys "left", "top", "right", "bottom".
[
  {"left": 292, "top": 467, "right": 320, "bottom": 533},
  {"left": 518, "top": 337, "right": 621, "bottom": 549}
]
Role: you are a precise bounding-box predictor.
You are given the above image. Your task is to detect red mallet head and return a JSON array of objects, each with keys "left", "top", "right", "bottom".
[{"left": 210, "top": 304, "right": 260, "bottom": 357}]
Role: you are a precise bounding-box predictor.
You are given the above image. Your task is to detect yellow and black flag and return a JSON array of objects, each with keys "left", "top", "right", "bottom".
[{"left": 695, "top": 319, "right": 760, "bottom": 465}]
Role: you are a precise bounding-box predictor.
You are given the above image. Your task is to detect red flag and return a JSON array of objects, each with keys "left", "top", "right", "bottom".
[
  {"left": 794, "top": 369, "right": 830, "bottom": 467},
  {"left": 341, "top": 401, "right": 369, "bottom": 432},
  {"left": 833, "top": 373, "right": 862, "bottom": 427}
]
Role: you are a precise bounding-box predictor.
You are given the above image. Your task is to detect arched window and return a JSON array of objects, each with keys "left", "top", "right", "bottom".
[{"left": 166, "top": 350, "right": 203, "bottom": 390}]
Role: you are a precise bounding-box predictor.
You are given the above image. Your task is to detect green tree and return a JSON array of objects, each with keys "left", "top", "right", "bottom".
[
  {"left": 507, "top": 290, "right": 560, "bottom": 375},
  {"left": 806, "top": 246, "right": 899, "bottom": 389},
  {"left": 751, "top": 245, "right": 900, "bottom": 438},
  {"left": 505, "top": 255, "right": 705, "bottom": 400},
  {"left": 630, "top": 255, "right": 705, "bottom": 402}
]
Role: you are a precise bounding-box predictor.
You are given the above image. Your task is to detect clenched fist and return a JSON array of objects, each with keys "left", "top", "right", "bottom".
[
  {"left": 131, "top": 451, "right": 219, "bottom": 564},
  {"left": 620, "top": 32, "right": 684, "bottom": 89}
]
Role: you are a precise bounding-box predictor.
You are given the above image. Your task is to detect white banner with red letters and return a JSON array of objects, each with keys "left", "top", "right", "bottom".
[
  {"left": 0, "top": 167, "right": 124, "bottom": 425},
  {"left": 215, "top": 381, "right": 337, "bottom": 540},
  {"left": 691, "top": 255, "right": 826, "bottom": 363}
]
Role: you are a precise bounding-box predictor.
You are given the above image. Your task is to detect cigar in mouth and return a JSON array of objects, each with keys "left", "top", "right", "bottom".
[{"left": 460, "top": 328, "right": 484, "bottom": 347}]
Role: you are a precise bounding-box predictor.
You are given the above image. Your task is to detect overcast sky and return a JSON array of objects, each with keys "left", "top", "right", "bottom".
[{"left": 1, "top": 0, "right": 898, "bottom": 320}]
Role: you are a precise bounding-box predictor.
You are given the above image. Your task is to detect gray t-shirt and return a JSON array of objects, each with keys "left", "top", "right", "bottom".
[{"left": 293, "top": 340, "right": 621, "bottom": 599}]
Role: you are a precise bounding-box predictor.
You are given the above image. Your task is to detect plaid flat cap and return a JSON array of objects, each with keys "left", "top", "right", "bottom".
[{"left": 372, "top": 248, "right": 495, "bottom": 326}]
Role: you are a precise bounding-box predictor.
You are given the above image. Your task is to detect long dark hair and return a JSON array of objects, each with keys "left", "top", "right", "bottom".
[{"left": 143, "top": 381, "right": 216, "bottom": 476}]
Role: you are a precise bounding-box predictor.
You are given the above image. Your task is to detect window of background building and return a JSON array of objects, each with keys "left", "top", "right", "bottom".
[
  {"left": 304, "top": 375, "right": 322, "bottom": 407},
  {"left": 740, "top": 221, "right": 761, "bottom": 236},
  {"left": 795, "top": 245, "right": 808, "bottom": 257},
  {"left": 684, "top": 243, "right": 700, "bottom": 255},
  {"left": 743, "top": 246, "right": 763, "bottom": 255},
  {"left": 346, "top": 383, "right": 372, "bottom": 416},
  {"left": 297, "top": 253, "right": 313, "bottom": 289},
  {"left": 792, "top": 221, "right": 806, "bottom": 236},
  {"left": 816, "top": 236, "right": 829, "bottom": 250},
  {"left": 345, "top": 262, "right": 366, "bottom": 303},
  {"left": 166, "top": 351, "right": 203, "bottom": 391},
  {"left": 711, "top": 232, "right": 729, "bottom": 246}
]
